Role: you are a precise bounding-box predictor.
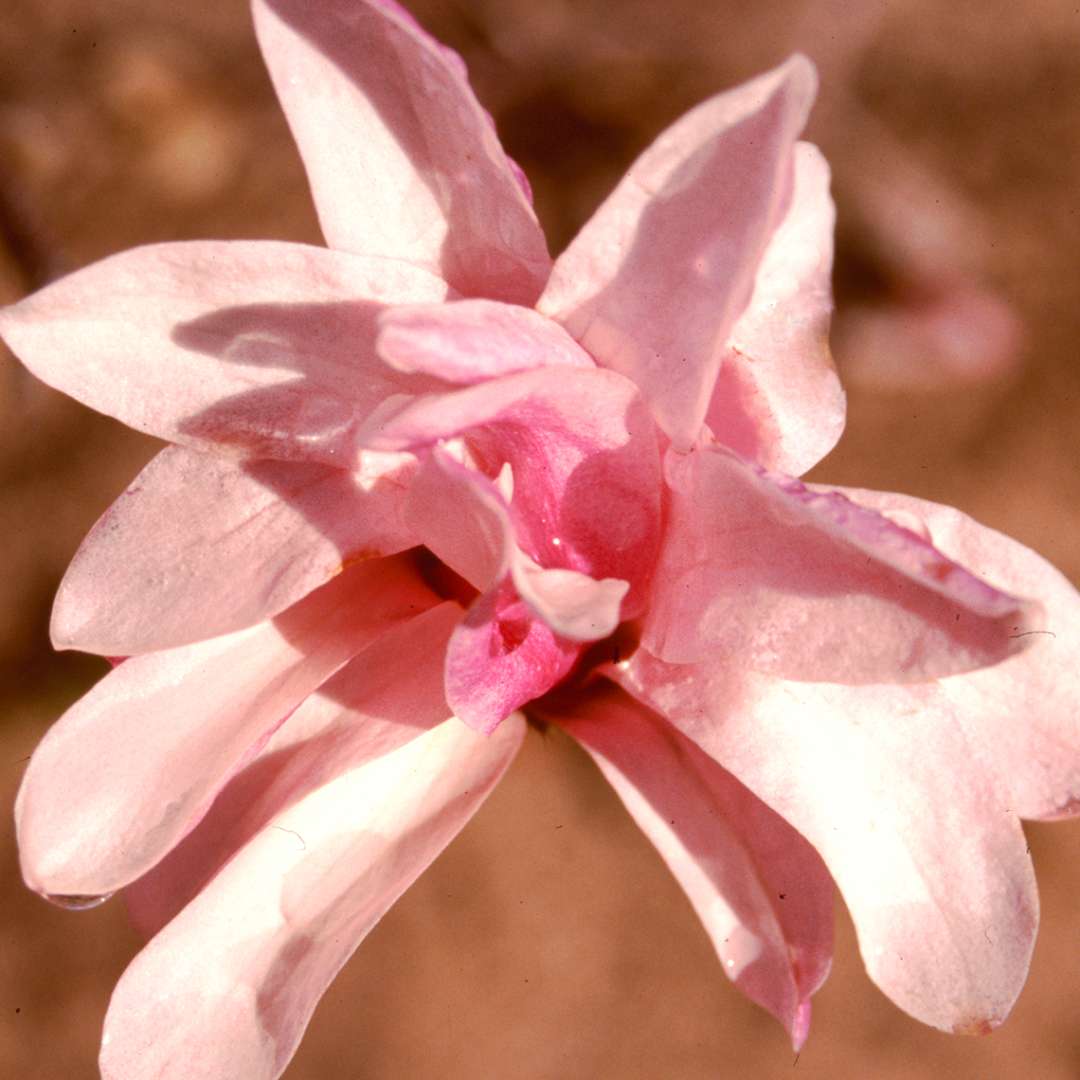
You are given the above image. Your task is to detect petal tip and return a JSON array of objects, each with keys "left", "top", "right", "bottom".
[{"left": 790, "top": 998, "right": 813, "bottom": 1052}]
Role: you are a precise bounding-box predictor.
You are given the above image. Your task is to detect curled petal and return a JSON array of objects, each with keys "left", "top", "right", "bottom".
[
  {"left": 539, "top": 56, "right": 816, "bottom": 449},
  {"left": 103, "top": 621, "right": 524, "bottom": 1080},
  {"left": 0, "top": 242, "right": 449, "bottom": 463},
  {"left": 378, "top": 299, "right": 595, "bottom": 383},
  {"left": 707, "top": 142, "right": 845, "bottom": 476},
  {"left": 253, "top": 0, "right": 550, "bottom": 303},
  {"left": 645, "top": 445, "right": 1041, "bottom": 683},
  {"left": 16, "top": 556, "right": 437, "bottom": 899},
  {"left": 552, "top": 684, "right": 833, "bottom": 1048},
  {"left": 52, "top": 445, "right": 418, "bottom": 655},
  {"left": 364, "top": 365, "right": 662, "bottom": 615},
  {"left": 615, "top": 649, "right": 1039, "bottom": 1034}
]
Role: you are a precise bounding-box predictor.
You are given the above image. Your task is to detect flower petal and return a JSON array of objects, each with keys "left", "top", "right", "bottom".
[
  {"left": 615, "top": 652, "right": 1039, "bottom": 1033},
  {"left": 445, "top": 580, "right": 579, "bottom": 735},
  {"left": 829, "top": 487, "right": 1080, "bottom": 822},
  {"left": 538, "top": 56, "right": 816, "bottom": 449},
  {"left": 0, "top": 242, "right": 448, "bottom": 463},
  {"left": 252, "top": 0, "right": 550, "bottom": 303},
  {"left": 364, "top": 366, "right": 663, "bottom": 616},
  {"left": 102, "top": 653, "right": 523, "bottom": 1080},
  {"left": 645, "top": 445, "right": 1041, "bottom": 682},
  {"left": 16, "top": 555, "right": 437, "bottom": 899},
  {"left": 123, "top": 601, "right": 464, "bottom": 937},
  {"left": 377, "top": 299, "right": 595, "bottom": 383},
  {"left": 52, "top": 445, "right": 418, "bottom": 655},
  {"left": 706, "top": 142, "right": 845, "bottom": 476},
  {"left": 552, "top": 683, "right": 833, "bottom": 1048}
]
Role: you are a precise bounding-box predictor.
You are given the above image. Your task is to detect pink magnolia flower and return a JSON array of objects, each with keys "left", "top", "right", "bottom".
[{"left": 2, "top": 2, "right": 1078, "bottom": 1077}]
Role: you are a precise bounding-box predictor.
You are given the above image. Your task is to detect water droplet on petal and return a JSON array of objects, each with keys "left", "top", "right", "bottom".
[{"left": 45, "top": 892, "right": 113, "bottom": 911}]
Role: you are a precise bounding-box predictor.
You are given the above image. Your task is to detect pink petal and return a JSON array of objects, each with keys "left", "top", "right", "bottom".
[
  {"left": 645, "top": 445, "right": 1041, "bottom": 682},
  {"left": 52, "top": 445, "right": 418, "bottom": 655},
  {"left": 377, "top": 299, "right": 595, "bottom": 383},
  {"left": 103, "top": 654, "right": 524, "bottom": 1080},
  {"left": 364, "top": 365, "right": 663, "bottom": 617},
  {"left": 827, "top": 487, "right": 1080, "bottom": 822},
  {"left": 16, "top": 556, "right": 437, "bottom": 900},
  {"left": 615, "top": 650, "right": 1039, "bottom": 1034},
  {"left": 445, "top": 580, "right": 579, "bottom": 735},
  {"left": 0, "top": 242, "right": 448, "bottom": 464},
  {"left": 538, "top": 57, "right": 816, "bottom": 450},
  {"left": 252, "top": 0, "right": 550, "bottom": 304},
  {"left": 405, "top": 450, "right": 628, "bottom": 640},
  {"left": 124, "top": 601, "right": 463, "bottom": 937},
  {"left": 706, "top": 142, "right": 845, "bottom": 476},
  {"left": 552, "top": 683, "right": 833, "bottom": 1048}
]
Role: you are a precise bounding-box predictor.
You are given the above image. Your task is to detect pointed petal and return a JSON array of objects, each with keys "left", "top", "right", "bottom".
[
  {"left": 16, "top": 556, "right": 437, "bottom": 899},
  {"left": 377, "top": 299, "right": 594, "bottom": 383},
  {"left": 52, "top": 445, "right": 418, "bottom": 655},
  {"left": 616, "top": 650, "right": 1039, "bottom": 1034},
  {"left": 252, "top": 0, "right": 550, "bottom": 303},
  {"left": 0, "top": 242, "right": 448, "bottom": 463},
  {"left": 103, "top": 695, "right": 523, "bottom": 1080},
  {"left": 645, "top": 446, "right": 1041, "bottom": 682},
  {"left": 553, "top": 684, "right": 833, "bottom": 1046},
  {"left": 829, "top": 486, "right": 1080, "bottom": 822},
  {"left": 539, "top": 56, "right": 816, "bottom": 449},
  {"left": 124, "top": 602, "right": 464, "bottom": 937},
  {"left": 706, "top": 142, "right": 845, "bottom": 476},
  {"left": 364, "top": 366, "right": 663, "bottom": 616}
]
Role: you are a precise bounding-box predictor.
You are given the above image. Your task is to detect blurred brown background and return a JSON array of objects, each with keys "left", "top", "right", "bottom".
[{"left": 2, "top": 1, "right": 1079, "bottom": 1077}]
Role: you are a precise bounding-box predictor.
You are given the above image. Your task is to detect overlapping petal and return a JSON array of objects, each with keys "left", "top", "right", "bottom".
[
  {"left": 552, "top": 684, "right": 833, "bottom": 1048},
  {"left": 363, "top": 365, "right": 663, "bottom": 613},
  {"left": 538, "top": 56, "right": 816, "bottom": 449},
  {"left": 253, "top": 0, "right": 551, "bottom": 303},
  {"left": 645, "top": 445, "right": 1041, "bottom": 682},
  {"left": 0, "top": 242, "right": 449, "bottom": 464},
  {"left": 615, "top": 648, "right": 1039, "bottom": 1034},
  {"left": 16, "top": 556, "right": 437, "bottom": 900},
  {"left": 706, "top": 142, "right": 845, "bottom": 475},
  {"left": 102, "top": 606, "right": 524, "bottom": 1080},
  {"left": 52, "top": 445, "right": 418, "bottom": 655}
]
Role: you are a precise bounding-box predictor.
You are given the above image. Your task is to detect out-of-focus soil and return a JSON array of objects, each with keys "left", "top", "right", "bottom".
[{"left": 2, "top": 2, "right": 1079, "bottom": 1078}]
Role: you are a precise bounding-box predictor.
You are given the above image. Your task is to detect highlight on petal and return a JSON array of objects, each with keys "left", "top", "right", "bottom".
[
  {"left": 645, "top": 445, "right": 1042, "bottom": 683},
  {"left": 0, "top": 242, "right": 449, "bottom": 463},
  {"left": 539, "top": 55, "right": 817, "bottom": 449},
  {"left": 252, "top": 0, "right": 550, "bottom": 304},
  {"left": 52, "top": 445, "right": 418, "bottom": 655},
  {"left": 124, "top": 601, "right": 465, "bottom": 937},
  {"left": 706, "top": 142, "right": 845, "bottom": 476},
  {"left": 615, "top": 650, "right": 1039, "bottom": 1034},
  {"left": 377, "top": 299, "right": 595, "bottom": 384},
  {"left": 831, "top": 487, "right": 1080, "bottom": 822},
  {"left": 16, "top": 556, "right": 437, "bottom": 900},
  {"left": 102, "top": 660, "right": 524, "bottom": 1080},
  {"left": 552, "top": 683, "right": 833, "bottom": 1048},
  {"left": 364, "top": 365, "right": 663, "bottom": 616}
]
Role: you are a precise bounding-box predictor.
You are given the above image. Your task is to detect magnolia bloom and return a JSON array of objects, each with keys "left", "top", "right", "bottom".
[{"left": 2, "top": 2, "right": 1078, "bottom": 1077}]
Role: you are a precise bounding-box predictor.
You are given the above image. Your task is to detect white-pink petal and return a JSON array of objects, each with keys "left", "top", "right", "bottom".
[
  {"left": 377, "top": 299, "right": 595, "bottom": 383},
  {"left": 252, "top": 0, "right": 550, "bottom": 304},
  {"left": 52, "top": 445, "right": 418, "bottom": 655},
  {"left": 616, "top": 649, "right": 1039, "bottom": 1034},
  {"left": 539, "top": 56, "right": 816, "bottom": 449},
  {"left": 706, "top": 142, "right": 845, "bottom": 476},
  {"left": 645, "top": 445, "right": 1041, "bottom": 683},
  {"left": 0, "top": 242, "right": 449, "bottom": 464},
  {"left": 554, "top": 684, "right": 833, "bottom": 1048},
  {"left": 102, "top": 631, "right": 523, "bottom": 1080},
  {"left": 16, "top": 556, "right": 437, "bottom": 899}
]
